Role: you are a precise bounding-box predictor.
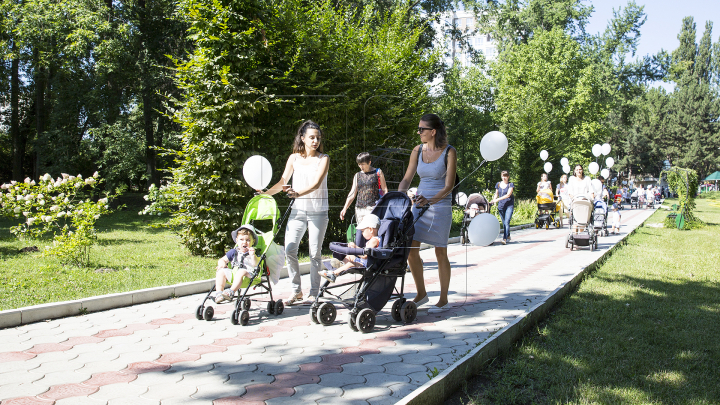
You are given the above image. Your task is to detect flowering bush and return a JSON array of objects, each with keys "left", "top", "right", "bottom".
[{"left": 0, "top": 172, "right": 112, "bottom": 266}]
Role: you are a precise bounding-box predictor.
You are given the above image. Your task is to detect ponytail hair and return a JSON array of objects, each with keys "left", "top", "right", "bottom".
[
  {"left": 293, "top": 120, "right": 324, "bottom": 157},
  {"left": 420, "top": 113, "right": 447, "bottom": 148}
]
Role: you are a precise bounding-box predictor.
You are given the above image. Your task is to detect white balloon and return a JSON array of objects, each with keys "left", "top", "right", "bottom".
[
  {"left": 589, "top": 161, "right": 599, "bottom": 174},
  {"left": 591, "top": 179, "right": 603, "bottom": 194},
  {"left": 560, "top": 157, "right": 569, "bottom": 166},
  {"left": 605, "top": 157, "right": 614, "bottom": 168},
  {"left": 601, "top": 143, "right": 611, "bottom": 155},
  {"left": 539, "top": 150, "right": 549, "bottom": 161},
  {"left": 601, "top": 168, "right": 610, "bottom": 179},
  {"left": 468, "top": 213, "right": 500, "bottom": 246},
  {"left": 243, "top": 155, "right": 273, "bottom": 190},
  {"left": 544, "top": 162, "right": 553, "bottom": 173},
  {"left": 592, "top": 144, "right": 602, "bottom": 157},
  {"left": 456, "top": 192, "right": 468, "bottom": 206},
  {"left": 562, "top": 165, "right": 570, "bottom": 174},
  {"left": 480, "top": 131, "right": 508, "bottom": 162}
]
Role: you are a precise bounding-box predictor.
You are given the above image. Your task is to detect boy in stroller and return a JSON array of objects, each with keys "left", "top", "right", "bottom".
[
  {"left": 320, "top": 214, "right": 381, "bottom": 283},
  {"left": 213, "top": 226, "right": 259, "bottom": 303}
]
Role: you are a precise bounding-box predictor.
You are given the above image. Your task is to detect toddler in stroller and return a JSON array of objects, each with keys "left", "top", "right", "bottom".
[
  {"left": 320, "top": 214, "right": 381, "bottom": 283},
  {"left": 195, "top": 194, "right": 288, "bottom": 325},
  {"left": 310, "top": 191, "right": 420, "bottom": 333},
  {"left": 460, "top": 193, "right": 490, "bottom": 244},
  {"left": 213, "top": 226, "right": 259, "bottom": 303},
  {"left": 535, "top": 187, "right": 560, "bottom": 229},
  {"left": 593, "top": 199, "right": 609, "bottom": 236}
]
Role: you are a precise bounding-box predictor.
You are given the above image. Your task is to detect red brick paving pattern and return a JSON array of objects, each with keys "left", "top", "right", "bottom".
[{"left": 1, "top": 213, "right": 645, "bottom": 405}]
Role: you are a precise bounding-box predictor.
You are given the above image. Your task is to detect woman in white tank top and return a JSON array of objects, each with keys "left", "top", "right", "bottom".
[{"left": 260, "top": 120, "right": 329, "bottom": 305}]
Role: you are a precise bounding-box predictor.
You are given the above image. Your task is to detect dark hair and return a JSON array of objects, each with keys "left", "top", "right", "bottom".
[
  {"left": 420, "top": 113, "right": 447, "bottom": 148},
  {"left": 501, "top": 170, "right": 509, "bottom": 177},
  {"left": 356, "top": 152, "right": 372, "bottom": 165},
  {"left": 293, "top": 120, "right": 324, "bottom": 157}
]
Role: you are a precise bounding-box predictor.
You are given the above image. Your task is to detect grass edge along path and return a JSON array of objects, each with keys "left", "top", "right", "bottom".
[{"left": 446, "top": 198, "right": 720, "bottom": 405}]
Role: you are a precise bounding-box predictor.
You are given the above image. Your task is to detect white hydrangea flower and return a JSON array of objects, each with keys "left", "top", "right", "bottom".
[
  {"left": 11, "top": 181, "right": 17, "bottom": 185},
  {"left": 64, "top": 197, "right": 70, "bottom": 203},
  {"left": 42, "top": 173, "right": 52, "bottom": 182},
  {"left": 30, "top": 180, "right": 35, "bottom": 186},
  {"left": 94, "top": 214, "right": 100, "bottom": 219},
  {"left": 27, "top": 218, "right": 35, "bottom": 225},
  {"left": 1, "top": 184, "right": 8, "bottom": 190},
  {"left": 57, "top": 211, "right": 65, "bottom": 217},
  {"left": 69, "top": 176, "right": 76, "bottom": 181},
  {"left": 23, "top": 211, "right": 29, "bottom": 216},
  {"left": 50, "top": 205, "right": 60, "bottom": 211},
  {"left": 93, "top": 171, "right": 99, "bottom": 178},
  {"left": 62, "top": 173, "right": 69, "bottom": 179},
  {"left": 24, "top": 177, "right": 31, "bottom": 184},
  {"left": 99, "top": 198, "right": 108, "bottom": 204},
  {"left": 37, "top": 194, "right": 44, "bottom": 199},
  {"left": 14, "top": 207, "right": 21, "bottom": 213},
  {"left": 58, "top": 193, "right": 65, "bottom": 199},
  {"left": 74, "top": 183, "right": 82, "bottom": 188},
  {"left": 85, "top": 178, "right": 95, "bottom": 185},
  {"left": 16, "top": 195, "right": 23, "bottom": 201},
  {"left": 54, "top": 181, "right": 62, "bottom": 187},
  {"left": 138, "top": 211, "right": 144, "bottom": 215},
  {"left": 39, "top": 200, "right": 45, "bottom": 206}
]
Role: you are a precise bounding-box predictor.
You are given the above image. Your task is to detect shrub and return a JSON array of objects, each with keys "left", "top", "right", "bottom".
[{"left": 0, "top": 173, "right": 112, "bottom": 266}]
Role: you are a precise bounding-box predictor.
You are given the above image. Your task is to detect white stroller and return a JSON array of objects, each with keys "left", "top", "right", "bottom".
[{"left": 566, "top": 197, "right": 597, "bottom": 251}]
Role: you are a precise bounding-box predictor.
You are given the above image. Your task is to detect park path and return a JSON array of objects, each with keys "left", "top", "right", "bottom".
[{"left": 0, "top": 208, "right": 657, "bottom": 405}]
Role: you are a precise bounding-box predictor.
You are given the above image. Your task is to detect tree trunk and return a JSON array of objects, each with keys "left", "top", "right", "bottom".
[
  {"left": 35, "top": 54, "right": 46, "bottom": 180},
  {"left": 11, "top": 44, "right": 23, "bottom": 181},
  {"left": 143, "top": 90, "right": 159, "bottom": 186}
]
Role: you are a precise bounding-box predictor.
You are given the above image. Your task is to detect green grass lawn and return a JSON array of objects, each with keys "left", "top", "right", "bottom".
[{"left": 448, "top": 197, "right": 720, "bottom": 404}]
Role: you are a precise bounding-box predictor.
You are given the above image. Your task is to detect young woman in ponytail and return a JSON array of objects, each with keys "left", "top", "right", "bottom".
[{"left": 259, "top": 120, "right": 329, "bottom": 305}]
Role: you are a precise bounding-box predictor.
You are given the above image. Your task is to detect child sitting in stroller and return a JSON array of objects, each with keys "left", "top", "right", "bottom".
[
  {"left": 212, "top": 226, "right": 259, "bottom": 304},
  {"left": 465, "top": 203, "right": 480, "bottom": 218},
  {"left": 320, "top": 214, "right": 381, "bottom": 283}
]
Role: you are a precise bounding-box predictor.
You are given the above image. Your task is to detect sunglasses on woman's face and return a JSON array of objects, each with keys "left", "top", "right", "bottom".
[{"left": 417, "top": 127, "right": 432, "bottom": 134}]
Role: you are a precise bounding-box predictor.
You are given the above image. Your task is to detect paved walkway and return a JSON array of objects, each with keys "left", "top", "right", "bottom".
[{"left": 0, "top": 208, "right": 657, "bottom": 405}]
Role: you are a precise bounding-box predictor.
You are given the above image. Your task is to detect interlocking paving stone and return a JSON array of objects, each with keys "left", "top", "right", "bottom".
[{"left": 0, "top": 209, "right": 654, "bottom": 404}]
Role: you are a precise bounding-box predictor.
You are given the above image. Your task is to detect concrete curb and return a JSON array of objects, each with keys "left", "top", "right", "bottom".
[
  {"left": 395, "top": 211, "right": 655, "bottom": 405},
  {"left": 0, "top": 222, "right": 534, "bottom": 329}
]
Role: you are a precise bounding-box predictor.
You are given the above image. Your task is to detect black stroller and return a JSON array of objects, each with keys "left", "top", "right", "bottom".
[
  {"left": 310, "top": 191, "right": 421, "bottom": 333},
  {"left": 460, "top": 193, "right": 490, "bottom": 245}
]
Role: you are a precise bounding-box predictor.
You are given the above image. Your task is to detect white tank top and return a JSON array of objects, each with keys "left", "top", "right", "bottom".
[{"left": 292, "top": 153, "right": 329, "bottom": 212}]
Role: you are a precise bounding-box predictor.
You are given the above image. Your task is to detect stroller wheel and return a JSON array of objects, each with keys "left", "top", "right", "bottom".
[
  {"left": 356, "top": 308, "right": 376, "bottom": 333},
  {"left": 545, "top": 222, "right": 549, "bottom": 230},
  {"left": 348, "top": 311, "right": 359, "bottom": 332},
  {"left": 241, "top": 298, "right": 251, "bottom": 311},
  {"left": 230, "top": 310, "right": 239, "bottom": 325},
  {"left": 310, "top": 306, "right": 319, "bottom": 324},
  {"left": 391, "top": 299, "right": 406, "bottom": 322},
  {"left": 195, "top": 305, "right": 204, "bottom": 320},
  {"left": 267, "top": 301, "right": 275, "bottom": 315},
  {"left": 274, "top": 299, "right": 284, "bottom": 315},
  {"left": 317, "top": 303, "right": 337, "bottom": 326},
  {"left": 203, "top": 306, "right": 214, "bottom": 321},
  {"left": 239, "top": 310, "right": 250, "bottom": 326},
  {"left": 400, "top": 301, "right": 418, "bottom": 324}
]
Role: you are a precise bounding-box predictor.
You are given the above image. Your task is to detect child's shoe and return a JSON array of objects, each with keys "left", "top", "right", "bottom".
[
  {"left": 320, "top": 271, "right": 337, "bottom": 283},
  {"left": 215, "top": 288, "right": 233, "bottom": 304}
]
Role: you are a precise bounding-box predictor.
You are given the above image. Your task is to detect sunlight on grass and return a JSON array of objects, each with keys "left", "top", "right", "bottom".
[{"left": 453, "top": 198, "right": 720, "bottom": 404}]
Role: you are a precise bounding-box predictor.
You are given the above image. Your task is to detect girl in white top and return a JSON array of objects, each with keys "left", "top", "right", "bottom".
[
  {"left": 556, "top": 174, "right": 569, "bottom": 227},
  {"left": 536, "top": 173, "right": 552, "bottom": 195},
  {"left": 567, "top": 165, "right": 594, "bottom": 202},
  {"left": 260, "top": 120, "right": 329, "bottom": 305}
]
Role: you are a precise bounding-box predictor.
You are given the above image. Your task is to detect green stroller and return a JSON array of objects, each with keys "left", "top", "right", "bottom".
[{"left": 195, "top": 194, "right": 293, "bottom": 325}]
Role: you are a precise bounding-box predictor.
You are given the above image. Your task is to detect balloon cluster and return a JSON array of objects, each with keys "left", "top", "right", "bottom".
[{"left": 589, "top": 143, "right": 614, "bottom": 177}]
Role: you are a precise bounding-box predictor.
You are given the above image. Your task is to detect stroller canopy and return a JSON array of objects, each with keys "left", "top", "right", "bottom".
[{"left": 465, "top": 193, "right": 489, "bottom": 212}]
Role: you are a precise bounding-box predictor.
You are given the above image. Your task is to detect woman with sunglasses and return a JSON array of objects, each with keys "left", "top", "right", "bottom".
[
  {"left": 398, "top": 113, "right": 457, "bottom": 313},
  {"left": 260, "top": 120, "right": 329, "bottom": 306}
]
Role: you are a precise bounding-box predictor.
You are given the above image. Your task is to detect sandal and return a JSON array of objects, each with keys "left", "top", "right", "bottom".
[{"left": 284, "top": 291, "right": 303, "bottom": 306}]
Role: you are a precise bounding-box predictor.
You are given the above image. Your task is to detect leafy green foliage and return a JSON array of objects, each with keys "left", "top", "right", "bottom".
[
  {"left": 493, "top": 27, "right": 608, "bottom": 198},
  {"left": 0, "top": 172, "right": 112, "bottom": 265},
  {"left": 164, "top": 0, "right": 437, "bottom": 255},
  {"left": 663, "top": 167, "right": 700, "bottom": 230}
]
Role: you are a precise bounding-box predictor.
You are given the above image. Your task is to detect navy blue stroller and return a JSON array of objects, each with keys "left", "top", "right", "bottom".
[{"left": 310, "top": 191, "right": 421, "bottom": 333}]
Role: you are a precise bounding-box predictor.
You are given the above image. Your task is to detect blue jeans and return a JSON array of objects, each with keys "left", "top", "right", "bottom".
[{"left": 498, "top": 204, "right": 514, "bottom": 240}]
